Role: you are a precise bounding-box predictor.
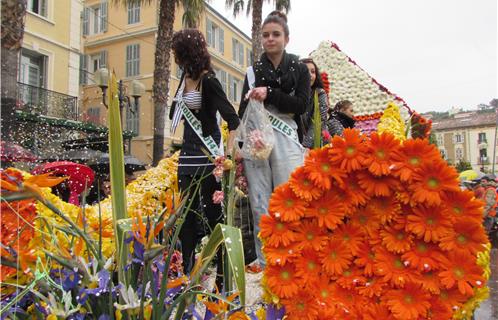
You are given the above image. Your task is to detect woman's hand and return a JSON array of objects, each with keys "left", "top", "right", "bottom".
[{"left": 246, "top": 87, "right": 268, "bottom": 102}]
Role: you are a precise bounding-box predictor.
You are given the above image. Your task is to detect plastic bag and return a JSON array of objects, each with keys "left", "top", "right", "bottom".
[{"left": 236, "top": 99, "right": 275, "bottom": 160}]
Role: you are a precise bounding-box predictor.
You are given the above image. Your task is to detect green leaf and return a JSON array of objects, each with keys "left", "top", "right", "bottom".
[{"left": 174, "top": 223, "right": 246, "bottom": 319}]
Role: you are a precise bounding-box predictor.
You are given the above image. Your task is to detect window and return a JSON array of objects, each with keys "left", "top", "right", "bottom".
[
  {"left": 213, "top": 68, "right": 227, "bottom": 93},
  {"left": 455, "top": 133, "right": 462, "bottom": 143},
  {"left": 83, "top": 2, "right": 108, "bottom": 35},
  {"left": 479, "top": 148, "right": 488, "bottom": 163},
  {"left": 28, "top": 0, "right": 47, "bottom": 17},
  {"left": 127, "top": 1, "right": 140, "bottom": 24},
  {"left": 478, "top": 132, "right": 487, "bottom": 144},
  {"left": 227, "top": 74, "right": 242, "bottom": 102},
  {"left": 125, "top": 44, "right": 140, "bottom": 77},
  {"left": 87, "top": 107, "right": 101, "bottom": 124},
  {"left": 126, "top": 102, "right": 140, "bottom": 135},
  {"left": 437, "top": 134, "right": 443, "bottom": 146},
  {"left": 206, "top": 18, "right": 224, "bottom": 54},
  {"left": 439, "top": 148, "right": 447, "bottom": 159},
  {"left": 246, "top": 48, "right": 253, "bottom": 66},
  {"left": 19, "top": 49, "right": 46, "bottom": 88},
  {"left": 90, "top": 51, "right": 107, "bottom": 72},
  {"left": 232, "top": 38, "right": 244, "bottom": 65},
  {"left": 456, "top": 148, "right": 463, "bottom": 160}
]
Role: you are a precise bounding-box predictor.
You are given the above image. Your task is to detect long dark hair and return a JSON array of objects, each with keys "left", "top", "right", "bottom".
[
  {"left": 300, "top": 58, "right": 324, "bottom": 90},
  {"left": 172, "top": 29, "right": 211, "bottom": 80},
  {"left": 263, "top": 10, "right": 289, "bottom": 37}
]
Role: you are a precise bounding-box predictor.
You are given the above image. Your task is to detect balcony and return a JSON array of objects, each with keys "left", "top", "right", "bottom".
[{"left": 16, "top": 82, "right": 78, "bottom": 121}]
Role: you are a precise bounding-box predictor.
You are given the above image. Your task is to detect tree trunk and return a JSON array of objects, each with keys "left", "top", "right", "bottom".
[
  {"left": 152, "top": 0, "right": 176, "bottom": 166},
  {"left": 1, "top": 0, "right": 27, "bottom": 141},
  {"left": 251, "top": 0, "right": 263, "bottom": 62}
]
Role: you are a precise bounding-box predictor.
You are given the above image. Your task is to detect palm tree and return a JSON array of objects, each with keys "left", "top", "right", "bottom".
[
  {"left": 1, "top": 0, "right": 28, "bottom": 141},
  {"left": 116, "top": 0, "right": 205, "bottom": 165},
  {"left": 225, "top": 0, "right": 291, "bottom": 63}
]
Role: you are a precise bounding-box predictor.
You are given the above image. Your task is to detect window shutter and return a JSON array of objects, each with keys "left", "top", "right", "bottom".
[
  {"left": 219, "top": 28, "right": 224, "bottom": 54},
  {"left": 79, "top": 54, "right": 88, "bottom": 85},
  {"left": 228, "top": 74, "right": 234, "bottom": 101},
  {"left": 232, "top": 38, "right": 236, "bottom": 61},
  {"left": 135, "top": 44, "right": 140, "bottom": 75},
  {"left": 100, "top": 1, "right": 108, "bottom": 33},
  {"left": 82, "top": 8, "right": 89, "bottom": 36},
  {"left": 220, "top": 70, "right": 227, "bottom": 93},
  {"left": 239, "top": 44, "right": 244, "bottom": 65},
  {"left": 100, "top": 50, "right": 108, "bottom": 68},
  {"left": 126, "top": 45, "right": 131, "bottom": 77},
  {"left": 40, "top": 0, "right": 47, "bottom": 17},
  {"left": 206, "top": 18, "right": 212, "bottom": 47}
]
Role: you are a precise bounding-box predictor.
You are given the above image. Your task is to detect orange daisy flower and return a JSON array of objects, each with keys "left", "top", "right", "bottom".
[
  {"left": 330, "top": 284, "right": 365, "bottom": 315},
  {"left": 362, "top": 132, "right": 401, "bottom": 176},
  {"left": 391, "top": 138, "right": 440, "bottom": 182},
  {"left": 315, "top": 274, "right": 335, "bottom": 306},
  {"left": 337, "top": 267, "right": 366, "bottom": 289},
  {"left": 306, "top": 191, "right": 346, "bottom": 230},
  {"left": 295, "top": 219, "right": 328, "bottom": 251},
  {"left": 357, "top": 170, "right": 400, "bottom": 197},
  {"left": 439, "top": 220, "right": 489, "bottom": 255},
  {"left": 340, "top": 172, "right": 370, "bottom": 206},
  {"left": 380, "top": 226, "right": 413, "bottom": 254},
  {"left": 295, "top": 250, "right": 322, "bottom": 285},
  {"left": 401, "top": 239, "right": 446, "bottom": 272},
  {"left": 320, "top": 238, "right": 353, "bottom": 276},
  {"left": 304, "top": 148, "right": 346, "bottom": 190},
  {"left": 441, "top": 190, "right": 484, "bottom": 223},
  {"left": 438, "top": 287, "right": 468, "bottom": 311},
  {"left": 268, "top": 184, "right": 308, "bottom": 222},
  {"left": 281, "top": 291, "right": 319, "bottom": 320},
  {"left": 409, "top": 160, "right": 460, "bottom": 206},
  {"left": 266, "top": 263, "right": 302, "bottom": 298},
  {"left": 384, "top": 282, "right": 431, "bottom": 320},
  {"left": 349, "top": 205, "right": 381, "bottom": 238},
  {"left": 354, "top": 242, "right": 377, "bottom": 276},
  {"left": 439, "top": 250, "right": 485, "bottom": 296},
  {"left": 374, "top": 247, "right": 413, "bottom": 287},
  {"left": 357, "top": 277, "right": 387, "bottom": 298},
  {"left": 406, "top": 205, "right": 452, "bottom": 242},
  {"left": 328, "top": 128, "right": 367, "bottom": 172},
  {"left": 264, "top": 241, "right": 300, "bottom": 266},
  {"left": 259, "top": 214, "right": 299, "bottom": 247},
  {"left": 363, "top": 303, "right": 396, "bottom": 320},
  {"left": 413, "top": 270, "right": 441, "bottom": 294},
  {"left": 426, "top": 296, "right": 454, "bottom": 320},
  {"left": 288, "top": 166, "right": 323, "bottom": 201},
  {"left": 331, "top": 224, "right": 364, "bottom": 255},
  {"left": 327, "top": 186, "right": 355, "bottom": 211},
  {"left": 367, "top": 195, "right": 401, "bottom": 224}
]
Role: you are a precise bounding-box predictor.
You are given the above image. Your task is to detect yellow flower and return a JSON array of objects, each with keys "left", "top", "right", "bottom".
[{"left": 377, "top": 102, "right": 406, "bottom": 141}]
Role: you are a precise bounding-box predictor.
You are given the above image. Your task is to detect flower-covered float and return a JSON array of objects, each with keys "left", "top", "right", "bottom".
[{"left": 310, "top": 41, "right": 431, "bottom": 137}]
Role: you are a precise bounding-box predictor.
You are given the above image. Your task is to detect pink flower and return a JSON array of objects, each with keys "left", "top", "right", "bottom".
[
  {"left": 212, "top": 190, "right": 224, "bottom": 204},
  {"left": 212, "top": 167, "right": 224, "bottom": 182},
  {"left": 322, "top": 130, "right": 332, "bottom": 143}
]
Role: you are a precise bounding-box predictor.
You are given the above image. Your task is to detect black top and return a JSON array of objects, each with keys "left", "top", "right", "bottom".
[
  {"left": 238, "top": 51, "right": 311, "bottom": 142},
  {"left": 169, "top": 71, "right": 240, "bottom": 137}
]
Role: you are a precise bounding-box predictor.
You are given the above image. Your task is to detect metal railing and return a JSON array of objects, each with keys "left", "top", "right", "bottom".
[{"left": 16, "top": 82, "right": 78, "bottom": 120}]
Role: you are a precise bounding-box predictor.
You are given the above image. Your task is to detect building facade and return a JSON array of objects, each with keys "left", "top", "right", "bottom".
[
  {"left": 430, "top": 109, "right": 497, "bottom": 172},
  {"left": 80, "top": 1, "right": 252, "bottom": 164}
]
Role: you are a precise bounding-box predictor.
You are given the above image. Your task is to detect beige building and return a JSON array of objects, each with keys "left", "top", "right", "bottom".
[
  {"left": 19, "top": 0, "right": 83, "bottom": 118},
  {"left": 80, "top": 1, "right": 252, "bottom": 164},
  {"left": 431, "top": 108, "right": 497, "bottom": 172}
]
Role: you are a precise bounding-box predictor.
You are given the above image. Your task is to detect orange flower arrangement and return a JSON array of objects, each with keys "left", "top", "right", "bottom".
[{"left": 260, "top": 130, "right": 489, "bottom": 319}]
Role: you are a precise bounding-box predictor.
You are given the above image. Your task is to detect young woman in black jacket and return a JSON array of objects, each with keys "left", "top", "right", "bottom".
[
  {"left": 238, "top": 11, "right": 310, "bottom": 269},
  {"left": 327, "top": 100, "right": 355, "bottom": 137},
  {"left": 169, "top": 29, "right": 240, "bottom": 276}
]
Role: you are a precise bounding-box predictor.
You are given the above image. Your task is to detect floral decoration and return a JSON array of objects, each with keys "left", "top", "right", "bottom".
[{"left": 261, "top": 129, "right": 490, "bottom": 320}]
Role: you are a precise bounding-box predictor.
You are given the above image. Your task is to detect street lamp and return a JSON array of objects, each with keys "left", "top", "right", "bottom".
[{"left": 95, "top": 68, "right": 145, "bottom": 125}]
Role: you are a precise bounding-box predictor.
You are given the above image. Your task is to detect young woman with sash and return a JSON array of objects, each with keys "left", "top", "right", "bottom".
[
  {"left": 169, "top": 29, "right": 240, "bottom": 276},
  {"left": 238, "top": 11, "right": 311, "bottom": 270}
]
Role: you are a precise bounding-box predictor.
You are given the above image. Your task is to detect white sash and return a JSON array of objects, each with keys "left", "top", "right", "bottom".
[
  {"left": 177, "top": 98, "right": 221, "bottom": 156},
  {"left": 246, "top": 66, "right": 301, "bottom": 147}
]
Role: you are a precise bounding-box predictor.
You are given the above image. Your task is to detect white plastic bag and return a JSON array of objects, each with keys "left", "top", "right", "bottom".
[{"left": 236, "top": 99, "right": 275, "bottom": 160}]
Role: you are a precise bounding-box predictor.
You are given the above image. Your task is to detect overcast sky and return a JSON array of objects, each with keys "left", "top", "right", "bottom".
[{"left": 210, "top": 0, "right": 497, "bottom": 113}]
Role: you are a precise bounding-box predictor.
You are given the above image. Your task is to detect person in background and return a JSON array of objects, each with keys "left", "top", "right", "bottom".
[
  {"left": 479, "top": 175, "right": 497, "bottom": 234},
  {"left": 327, "top": 100, "right": 355, "bottom": 137},
  {"left": 238, "top": 11, "right": 310, "bottom": 271},
  {"left": 300, "top": 58, "right": 329, "bottom": 149}
]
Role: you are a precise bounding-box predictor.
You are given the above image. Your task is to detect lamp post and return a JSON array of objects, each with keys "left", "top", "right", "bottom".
[{"left": 95, "top": 68, "right": 145, "bottom": 153}]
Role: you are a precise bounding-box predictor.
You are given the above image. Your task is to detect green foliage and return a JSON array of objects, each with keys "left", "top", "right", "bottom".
[{"left": 455, "top": 160, "right": 473, "bottom": 172}]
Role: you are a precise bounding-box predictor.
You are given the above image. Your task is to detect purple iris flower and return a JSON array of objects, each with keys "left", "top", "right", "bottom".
[{"left": 266, "top": 304, "right": 285, "bottom": 320}]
